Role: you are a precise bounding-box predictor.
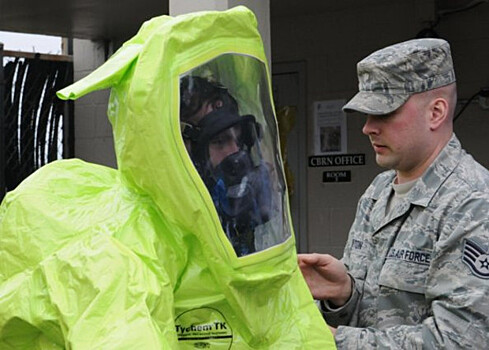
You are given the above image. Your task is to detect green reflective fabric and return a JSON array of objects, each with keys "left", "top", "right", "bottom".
[{"left": 0, "top": 7, "right": 335, "bottom": 349}]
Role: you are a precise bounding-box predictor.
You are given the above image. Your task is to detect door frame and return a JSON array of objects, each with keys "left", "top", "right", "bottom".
[{"left": 272, "top": 61, "right": 308, "bottom": 252}]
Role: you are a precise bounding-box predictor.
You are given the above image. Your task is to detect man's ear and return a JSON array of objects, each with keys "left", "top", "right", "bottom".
[{"left": 429, "top": 97, "right": 449, "bottom": 130}]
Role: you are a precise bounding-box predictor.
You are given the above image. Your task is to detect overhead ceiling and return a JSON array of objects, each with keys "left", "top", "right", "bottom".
[
  {"left": 0, "top": 0, "right": 484, "bottom": 43},
  {"left": 0, "top": 0, "right": 169, "bottom": 42},
  {"left": 0, "top": 0, "right": 374, "bottom": 42}
]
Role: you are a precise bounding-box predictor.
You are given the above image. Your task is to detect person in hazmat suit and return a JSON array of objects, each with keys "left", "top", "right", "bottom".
[
  {"left": 0, "top": 6, "right": 336, "bottom": 349},
  {"left": 180, "top": 76, "right": 273, "bottom": 257}
]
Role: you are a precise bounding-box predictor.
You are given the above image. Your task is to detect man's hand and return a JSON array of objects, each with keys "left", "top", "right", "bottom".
[{"left": 298, "top": 253, "right": 352, "bottom": 306}]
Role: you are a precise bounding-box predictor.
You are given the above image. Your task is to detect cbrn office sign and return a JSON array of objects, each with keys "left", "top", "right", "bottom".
[{"left": 308, "top": 154, "right": 365, "bottom": 167}]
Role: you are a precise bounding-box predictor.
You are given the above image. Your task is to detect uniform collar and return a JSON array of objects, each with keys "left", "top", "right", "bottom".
[
  {"left": 369, "top": 134, "right": 462, "bottom": 232},
  {"left": 370, "top": 134, "right": 461, "bottom": 204},
  {"left": 406, "top": 133, "right": 462, "bottom": 208}
]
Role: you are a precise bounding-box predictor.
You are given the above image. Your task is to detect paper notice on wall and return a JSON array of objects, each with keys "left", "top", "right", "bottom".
[{"left": 313, "top": 99, "right": 347, "bottom": 155}]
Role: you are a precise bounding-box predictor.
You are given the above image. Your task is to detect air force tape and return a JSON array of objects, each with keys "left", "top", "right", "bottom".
[{"left": 462, "top": 238, "right": 489, "bottom": 279}]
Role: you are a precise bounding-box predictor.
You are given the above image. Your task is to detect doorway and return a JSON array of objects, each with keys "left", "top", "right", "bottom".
[{"left": 272, "top": 61, "right": 307, "bottom": 252}]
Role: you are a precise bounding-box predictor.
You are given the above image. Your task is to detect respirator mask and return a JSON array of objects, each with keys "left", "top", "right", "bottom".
[{"left": 183, "top": 108, "right": 272, "bottom": 256}]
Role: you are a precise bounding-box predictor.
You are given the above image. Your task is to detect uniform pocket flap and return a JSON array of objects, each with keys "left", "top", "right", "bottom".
[{"left": 378, "top": 257, "right": 430, "bottom": 294}]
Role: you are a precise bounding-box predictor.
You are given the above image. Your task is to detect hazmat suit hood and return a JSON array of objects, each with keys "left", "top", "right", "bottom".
[{"left": 0, "top": 7, "right": 335, "bottom": 349}]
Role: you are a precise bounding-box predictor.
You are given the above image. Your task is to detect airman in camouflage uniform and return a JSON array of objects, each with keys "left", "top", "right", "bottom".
[{"left": 299, "top": 38, "right": 489, "bottom": 349}]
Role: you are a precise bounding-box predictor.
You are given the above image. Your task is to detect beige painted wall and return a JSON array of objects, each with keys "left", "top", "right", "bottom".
[{"left": 271, "top": 1, "right": 489, "bottom": 257}]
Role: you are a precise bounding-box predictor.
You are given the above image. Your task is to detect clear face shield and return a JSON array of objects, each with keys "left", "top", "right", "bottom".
[{"left": 180, "top": 54, "right": 291, "bottom": 257}]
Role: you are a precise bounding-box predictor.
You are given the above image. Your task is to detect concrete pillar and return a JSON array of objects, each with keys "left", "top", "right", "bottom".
[{"left": 169, "top": 0, "right": 271, "bottom": 68}]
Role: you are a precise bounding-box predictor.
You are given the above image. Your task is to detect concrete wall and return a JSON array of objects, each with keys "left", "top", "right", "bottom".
[
  {"left": 72, "top": 39, "right": 116, "bottom": 168},
  {"left": 271, "top": 0, "right": 489, "bottom": 257}
]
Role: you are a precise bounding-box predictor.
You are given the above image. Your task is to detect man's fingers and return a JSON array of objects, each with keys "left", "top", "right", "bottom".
[
  {"left": 298, "top": 253, "right": 320, "bottom": 265},
  {"left": 298, "top": 253, "right": 333, "bottom": 267}
]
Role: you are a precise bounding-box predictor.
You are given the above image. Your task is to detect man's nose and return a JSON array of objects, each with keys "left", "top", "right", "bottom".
[
  {"left": 224, "top": 141, "right": 240, "bottom": 156},
  {"left": 362, "top": 115, "right": 379, "bottom": 135}
]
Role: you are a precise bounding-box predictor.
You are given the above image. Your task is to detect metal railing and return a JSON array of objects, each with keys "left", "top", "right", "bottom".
[{"left": 1, "top": 44, "right": 74, "bottom": 201}]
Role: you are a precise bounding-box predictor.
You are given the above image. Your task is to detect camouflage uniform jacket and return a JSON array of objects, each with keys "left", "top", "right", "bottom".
[{"left": 323, "top": 135, "right": 489, "bottom": 349}]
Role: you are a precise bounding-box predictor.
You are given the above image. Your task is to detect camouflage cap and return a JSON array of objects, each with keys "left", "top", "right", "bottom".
[{"left": 343, "top": 38, "right": 456, "bottom": 115}]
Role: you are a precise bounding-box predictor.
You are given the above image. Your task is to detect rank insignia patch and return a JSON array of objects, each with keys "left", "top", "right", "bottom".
[{"left": 462, "top": 238, "right": 489, "bottom": 279}]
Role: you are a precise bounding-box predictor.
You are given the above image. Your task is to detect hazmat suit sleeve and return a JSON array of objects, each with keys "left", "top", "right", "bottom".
[{"left": 0, "top": 160, "right": 179, "bottom": 349}]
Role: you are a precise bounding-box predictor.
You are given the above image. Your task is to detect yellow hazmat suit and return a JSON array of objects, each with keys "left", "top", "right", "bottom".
[{"left": 0, "top": 7, "right": 335, "bottom": 349}]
